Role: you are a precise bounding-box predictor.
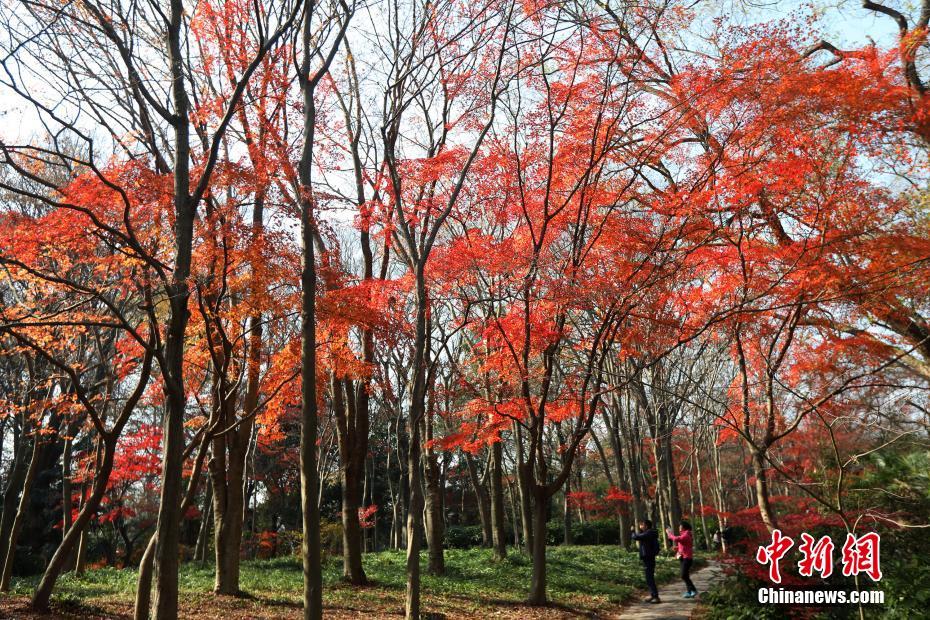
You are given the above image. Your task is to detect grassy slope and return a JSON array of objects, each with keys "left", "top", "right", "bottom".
[{"left": 4, "top": 546, "right": 697, "bottom": 618}]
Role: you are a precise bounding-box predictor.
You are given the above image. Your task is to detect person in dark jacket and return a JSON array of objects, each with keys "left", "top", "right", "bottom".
[{"left": 631, "top": 519, "right": 660, "bottom": 603}]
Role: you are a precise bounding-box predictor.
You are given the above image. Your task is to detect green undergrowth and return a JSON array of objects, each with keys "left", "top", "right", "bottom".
[{"left": 6, "top": 546, "right": 700, "bottom": 616}]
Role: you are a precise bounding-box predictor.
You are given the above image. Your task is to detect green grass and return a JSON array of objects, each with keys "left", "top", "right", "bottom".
[{"left": 5, "top": 546, "right": 697, "bottom": 618}]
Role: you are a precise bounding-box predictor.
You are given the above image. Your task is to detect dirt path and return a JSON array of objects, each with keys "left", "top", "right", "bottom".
[{"left": 612, "top": 560, "right": 722, "bottom": 619}]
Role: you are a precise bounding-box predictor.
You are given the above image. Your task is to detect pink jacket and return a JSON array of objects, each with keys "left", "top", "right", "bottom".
[{"left": 667, "top": 529, "right": 693, "bottom": 559}]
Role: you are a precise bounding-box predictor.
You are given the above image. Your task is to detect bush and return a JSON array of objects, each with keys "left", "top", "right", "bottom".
[
  {"left": 700, "top": 570, "right": 789, "bottom": 620},
  {"left": 445, "top": 524, "right": 485, "bottom": 548},
  {"left": 320, "top": 520, "right": 342, "bottom": 556},
  {"left": 872, "top": 526, "right": 930, "bottom": 617},
  {"left": 546, "top": 519, "right": 621, "bottom": 545}
]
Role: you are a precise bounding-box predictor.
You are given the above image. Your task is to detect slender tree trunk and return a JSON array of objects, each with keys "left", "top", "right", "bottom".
[
  {"left": 387, "top": 444, "right": 401, "bottom": 550},
  {"left": 333, "top": 377, "right": 367, "bottom": 585},
  {"left": 752, "top": 448, "right": 778, "bottom": 532},
  {"left": 422, "top": 412, "right": 445, "bottom": 575},
  {"left": 391, "top": 415, "right": 410, "bottom": 552},
  {"left": 210, "top": 190, "right": 264, "bottom": 583},
  {"left": 209, "top": 378, "right": 251, "bottom": 596},
  {"left": 61, "top": 436, "right": 74, "bottom": 569},
  {"left": 0, "top": 436, "right": 42, "bottom": 591},
  {"left": 195, "top": 482, "right": 212, "bottom": 564},
  {"left": 138, "top": 410, "right": 210, "bottom": 619},
  {"left": 0, "top": 437, "right": 27, "bottom": 573},
  {"left": 405, "top": 421, "right": 424, "bottom": 619},
  {"left": 527, "top": 487, "right": 548, "bottom": 605},
  {"left": 75, "top": 508, "right": 88, "bottom": 575},
  {"left": 622, "top": 405, "right": 645, "bottom": 527},
  {"left": 340, "top": 460, "right": 366, "bottom": 581},
  {"left": 663, "top": 428, "right": 682, "bottom": 528},
  {"left": 711, "top": 428, "right": 728, "bottom": 553},
  {"left": 133, "top": 535, "right": 158, "bottom": 620},
  {"left": 651, "top": 436, "right": 670, "bottom": 550},
  {"left": 118, "top": 524, "right": 136, "bottom": 568},
  {"left": 489, "top": 442, "right": 507, "bottom": 560},
  {"left": 562, "top": 481, "right": 573, "bottom": 545},
  {"left": 687, "top": 458, "right": 696, "bottom": 524},
  {"left": 464, "top": 453, "right": 492, "bottom": 547},
  {"left": 507, "top": 479, "right": 521, "bottom": 550},
  {"left": 298, "top": 14, "right": 323, "bottom": 613},
  {"left": 695, "top": 433, "right": 710, "bottom": 549},
  {"left": 514, "top": 426, "right": 533, "bottom": 555},
  {"left": 339, "top": 431, "right": 366, "bottom": 583},
  {"left": 404, "top": 270, "right": 429, "bottom": 620},
  {"left": 367, "top": 456, "right": 376, "bottom": 553},
  {"left": 212, "top": 459, "right": 245, "bottom": 595},
  {"left": 152, "top": 0, "right": 195, "bottom": 613},
  {"left": 615, "top": 452, "right": 632, "bottom": 549},
  {"left": 32, "top": 438, "right": 117, "bottom": 609}
]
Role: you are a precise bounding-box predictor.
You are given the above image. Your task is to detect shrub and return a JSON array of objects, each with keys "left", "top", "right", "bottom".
[
  {"left": 445, "top": 525, "right": 485, "bottom": 548},
  {"left": 546, "top": 519, "right": 621, "bottom": 545}
]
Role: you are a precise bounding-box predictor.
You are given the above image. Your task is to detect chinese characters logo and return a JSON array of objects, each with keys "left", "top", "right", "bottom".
[{"left": 756, "top": 530, "right": 882, "bottom": 583}]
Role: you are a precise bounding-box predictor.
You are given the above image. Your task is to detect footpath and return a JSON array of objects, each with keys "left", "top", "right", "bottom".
[{"left": 612, "top": 561, "right": 723, "bottom": 619}]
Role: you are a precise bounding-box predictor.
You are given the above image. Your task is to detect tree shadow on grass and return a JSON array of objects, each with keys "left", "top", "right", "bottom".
[
  {"left": 0, "top": 595, "right": 131, "bottom": 620},
  {"left": 244, "top": 593, "right": 302, "bottom": 609}
]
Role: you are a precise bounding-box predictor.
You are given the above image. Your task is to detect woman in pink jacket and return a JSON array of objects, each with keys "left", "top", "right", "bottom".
[{"left": 666, "top": 520, "right": 697, "bottom": 598}]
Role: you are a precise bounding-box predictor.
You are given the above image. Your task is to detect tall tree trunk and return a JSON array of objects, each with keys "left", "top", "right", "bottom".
[
  {"left": 600, "top": 364, "right": 633, "bottom": 546},
  {"left": 621, "top": 408, "right": 645, "bottom": 528},
  {"left": 711, "top": 428, "right": 728, "bottom": 553},
  {"left": 298, "top": 10, "right": 323, "bottom": 614},
  {"left": 211, "top": 453, "right": 246, "bottom": 595},
  {"left": 695, "top": 431, "right": 710, "bottom": 549},
  {"left": 387, "top": 443, "right": 401, "bottom": 550},
  {"left": 614, "top": 445, "right": 632, "bottom": 549},
  {"left": 195, "top": 482, "right": 213, "bottom": 564},
  {"left": 333, "top": 377, "right": 368, "bottom": 585},
  {"left": 337, "top": 380, "right": 368, "bottom": 585},
  {"left": 208, "top": 363, "right": 252, "bottom": 597},
  {"left": 562, "top": 481, "right": 573, "bottom": 545},
  {"left": 405, "top": 421, "right": 424, "bottom": 619},
  {"left": 32, "top": 438, "right": 118, "bottom": 609},
  {"left": 135, "top": 438, "right": 208, "bottom": 620},
  {"left": 390, "top": 410, "right": 409, "bottom": 551},
  {"left": 234, "top": 190, "right": 266, "bottom": 576},
  {"left": 514, "top": 425, "right": 533, "bottom": 556},
  {"left": 0, "top": 435, "right": 27, "bottom": 573},
  {"left": 527, "top": 487, "right": 548, "bottom": 605},
  {"left": 61, "top": 436, "right": 74, "bottom": 570},
  {"left": 133, "top": 536, "right": 158, "bottom": 620},
  {"left": 422, "top": 406, "right": 445, "bottom": 575},
  {"left": 74, "top": 508, "right": 88, "bottom": 576},
  {"left": 507, "top": 479, "right": 521, "bottom": 550},
  {"left": 366, "top": 455, "right": 376, "bottom": 553},
  {"left": 405, "top": 270, "right": 428, "bottom": 620},
  {"left": 340, "top": 454, "right": 366, "bottom": 582},
  {"left": 663, "top": 426, "right": 682, "bottom": 528},
  {"left": 464, "top": 453, "right": 492, "bottom": 548},
  {"left": 489, "top": 442, "right": 507, "bottom": 560},
  {"left": 752, "top": 448, "right": 778, "bottom": 532},
  {"left": 152, "top": 0, "right": 195, "bottom": 614},
  {"left": 650, "top": 436, "right": 670, "bottom": 549},
  {"left": 0, "top": 436, "right": 42, "bottom": 592}
]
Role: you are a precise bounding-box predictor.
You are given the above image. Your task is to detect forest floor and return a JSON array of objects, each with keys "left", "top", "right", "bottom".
[{"left": 0, "top": 546, "right": 709, "bottom": 619}]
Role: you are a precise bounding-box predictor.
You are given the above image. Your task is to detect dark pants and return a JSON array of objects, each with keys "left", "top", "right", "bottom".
[
  {"left": 680, "top": 557, "right": 696, "bottom": 592},
  {"left": 642, "top": 556, "right": 658, "bottom": 598}
]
